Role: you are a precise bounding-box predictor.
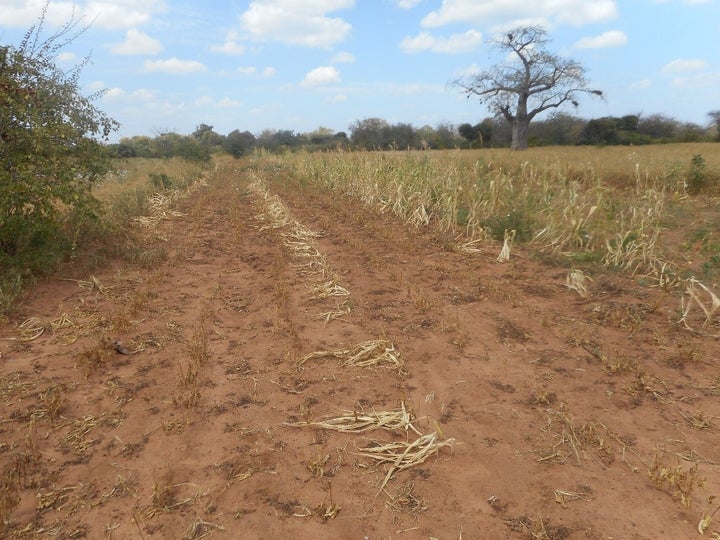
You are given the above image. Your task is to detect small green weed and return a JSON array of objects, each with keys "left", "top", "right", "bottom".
[{"left": 482, "top": 208, "right": 535, "bottom": 242}]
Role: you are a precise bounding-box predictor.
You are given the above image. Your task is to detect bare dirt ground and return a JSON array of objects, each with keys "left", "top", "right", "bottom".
[{"left": 2, "top": 157, "right": 719, "bottom": 539}]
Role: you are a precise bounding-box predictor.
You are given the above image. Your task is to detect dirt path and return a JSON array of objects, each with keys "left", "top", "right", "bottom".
[{"left": 1, "top": 158, "right": 718, "bottom": 539}]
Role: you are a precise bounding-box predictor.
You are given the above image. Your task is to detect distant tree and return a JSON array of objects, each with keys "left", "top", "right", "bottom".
[
  {"left": 192, "top": 123, "right": 224, "bottom": 150},
  {"left": 676, "top": 122, "right": 705, "bottom": 142},
  {"left": 115, "top": 140, "right": 138, "bottom": 158},
  {"left": 152, "top": 132, "right": 210, "bottom": 161},
  {"left": 619, "top": 115, "right": 640, "bottom": 133},
  {"left": 578, "top": 115, "right": 650, "bottom": 145},
  {"left": 0, "top": 6, "right": 118, "bottom": 264},
  {"left": 579, "top": 117, "right": 621, "bottom": 145},
  {"left": 453, "top": 26, "right": 602, "bottom": 150},
  {"left": 529, "top": 112, "right": 585, "bottom": 146},
  {"left": 637, "top": 113, "right": 680, "bottom": 141},
  {"left": 116, "top": 135, "right": 154, "bottom": 158},
  {"left": 433, "top": 123, "right": 461, "bottom": 149},
  {"left": 256, "top": 129, "right": 300, "bottom": 152},
  {"left": 477, "top": 118, "right": 495, "bottom": 147},
  {"left": 224, "top": 129, "right": 256, "bottom": 158},
  {"left": 459, "top": 119, "right": 495, "bottom": 148},
  {"left": 458, "top": 123, "right": 480, "bottom": 147},
  {"left": 349, "top": 118, "right": 391, "bottom": 149},
  {"left": 388, "top": 122, "right": 420, "bottom": 149},
  {"left": 708, "top": 111, "right": 720, "bottom": 141}
]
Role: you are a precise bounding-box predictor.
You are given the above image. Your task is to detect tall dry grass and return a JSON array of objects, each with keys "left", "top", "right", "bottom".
[{"left": 250, "top": 144, "right": 719, "bottom": 332}]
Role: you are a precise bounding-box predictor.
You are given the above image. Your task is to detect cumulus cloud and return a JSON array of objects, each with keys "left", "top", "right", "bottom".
[
  {"left": 397, "top": 0, "right": 423, "bottom": 7},
  {"left": 455, "top": 63, "right": 481, "bottom": 77},
  {"left": 130, "top": 88, "right": 155, "bottom": 100},
  {"left": 103, "top": 87, "right": 125, "bottom": 99},
  {"left": 662, "top": 58, "right": 708, "bottom": 73},
  {"left": 421, "top": 0, "right": 618, "bottom": 28},
  {"left": 331, "top": 51, "right": 356, "bottom": 63},
  {"left": 574, "top": 30, "right": 627, "bottom": 48},
  {"left": 196, "top": 96, "right": 242, "bottom": 108},
  {"left": 670, "top": 72, "right": 720, "bottom": 88},
  {"left": 56, "top": 52, "right": 77, "bottom": 62},
  {"left": 110, "top": 28, "right": 162, "bottom": 55},
  {"left": 237, "top": 66, "right": 277, "bottom": 77},
  {"left": 143, "top": 58, "right": 207, "bottom": 74},
  {"left": 300, "top": 66, "right": 341, "bottom": 87},
  {"left": 630, "top": 79, "right": 652, "bottom": 89},
  {"left": 0, "top": 0, "right": 166, "bottom": 30},
  {"left": 211, "top": 31, "right": 245, "bottom": 55},
  {"left": 400, "top": 29, "right": 482, "bottom": 53},
  {"left": 240, "top": 0, "right": 353, "bottom": 47}
]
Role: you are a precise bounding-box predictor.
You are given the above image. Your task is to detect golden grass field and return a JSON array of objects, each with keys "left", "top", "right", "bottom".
[{"left": 1, "top": 144, "right": 719, "bottom": 539}]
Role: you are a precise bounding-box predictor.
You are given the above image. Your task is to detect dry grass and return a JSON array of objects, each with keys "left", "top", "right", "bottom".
[
  {"left": 272, "top": 145, "right": 720, "bottom": 338},
  {"left": 648, "top": 450, "right": 705, "bottom": 509},
  {"left": 287, "top": 402, "right": 420, "bottom": 435},
  {"left": 247, "top": 173, "right": 351, "bottom": 308},
  {"left": 356, "top": 431, "right": 455, "bottom": 492},
  {"left": 680, "top": 278, "right": 720, "bottom": 335},
  {"left": 299, "top": 339, "right": 403, "bottom": 370},
  {"left": 386, "top": 481, "right": 427, "bottom": 514}
]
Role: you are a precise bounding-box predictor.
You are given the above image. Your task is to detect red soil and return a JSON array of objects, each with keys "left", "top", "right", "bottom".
[{"left": 1, "top": 158, "right": 718, "bottom": 539}]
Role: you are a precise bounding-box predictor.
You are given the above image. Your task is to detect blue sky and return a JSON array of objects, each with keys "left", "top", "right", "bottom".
[{"left": 1, "top": 0, "right": 718, "bottom": 141}]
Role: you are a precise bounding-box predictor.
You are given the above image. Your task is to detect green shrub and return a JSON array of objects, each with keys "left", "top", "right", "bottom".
[{"left": 482, "top": 208, "right": 535, "bottom": 242}]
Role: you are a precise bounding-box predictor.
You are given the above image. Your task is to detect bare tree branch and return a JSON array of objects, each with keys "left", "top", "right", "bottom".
[{"left": 452, "top": 26, "right": 603, "bottom": 150}]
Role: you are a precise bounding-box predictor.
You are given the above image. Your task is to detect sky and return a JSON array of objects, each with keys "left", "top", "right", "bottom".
[{"left": 0, "top": 0, "right": 718, "bottom": 141}]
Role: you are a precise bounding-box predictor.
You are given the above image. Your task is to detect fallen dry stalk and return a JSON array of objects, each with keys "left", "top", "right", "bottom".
[
  {"left": 356, "top": 432, "right": 455, "bottom": 492},
  {"left": 680, "top": 278, "right": 720, "bottom": 335},
  {"left": 299, "top": 339, "right": 403, "bottom": 370},
  {"left": 566, "top": 269, "right": 592, "bottom": 297},
  {"left": 248, "top": 175, "right": 351, "bottom": 305},
  {"left": 287, "top": 402, "right": 421, "bottom": 435},
  {"left": 496, "top": 229, "right": 516, "bottom": 263}
]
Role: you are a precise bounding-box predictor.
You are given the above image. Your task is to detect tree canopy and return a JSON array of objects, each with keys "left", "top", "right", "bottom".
[
  {"left": 454, "top": 26, "right": 602, "bottom": 150},
  {"left": 0, "top": 7, "right": 118, "bottom": 269}
]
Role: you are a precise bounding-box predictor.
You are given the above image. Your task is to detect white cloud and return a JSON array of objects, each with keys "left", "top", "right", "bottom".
[
  {"left": 237, "top": 66, "right": 276, "bottom": 77},
  {"left": 240, "top": 0, "right": 354, "bottom": 47},
  {"left": 143, "top": 58, "right": 207, "bottom": 74},
  {"left": 300, "top": 66, "right": 341, "bottom": 87},
  {"left": 574, "top": 30, "right": 627, "bottom": 49},
  {"left": 196, "top": 96, "right": 242, "bottom": 108},
  {"left": 211, "top": 31, "right": 245, "bottom": 55},
  {"left": 130, "top": 88, "right": 155, "bottom": 101},
  {"left": 56, "top": 52, "right": 77, "bottom": 62},
  {"left": 662, "top": 58, "right": 708, "bottom": 73},
  {"left": 397, "top": 0, "right": 423, "bottom": 7},
  {"left": 331, "top": 51, "right": 356, "bottom": 63},
  {"left": 110, "top": 28, "right": 162, "bottom": 55},
  {"left": 195, "top": 96, "right": 214, "bottom": 106},
  {"left": 630, "top": 79, "right": 652, "bottom": 89},
  {"left": 400, "top": 29, "right": 482, "bottom": 53},
  {"left": 670, "top": 72, "right": 720, "bottom": 88},
  {"left": 455, "top": 63, "right": 481, "bottom": 77},
  {"left": 329, "top": 93, "right": 347, "bottom": 102},
  {"left": 217, "top": 97, "right": 242, "bottom": 108},
  {"left": 87, "top": 80, "right": 107, "bottom": 92},
  {"left": 84, "top": 0, "right": 167, "bottom": 30},
  {"left": 0, "top": 0, "right": 166, "bottom": 30},
  {"left": 103, "top": 87, "right": 125, "bottom": 99},
  {"left": 421, "top": 0, "right": 618, "bottom": 28}
]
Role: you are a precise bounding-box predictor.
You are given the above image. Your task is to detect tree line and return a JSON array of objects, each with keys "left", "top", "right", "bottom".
[{"left": 108, "top": 111, "right": 719, "bottom": 161}]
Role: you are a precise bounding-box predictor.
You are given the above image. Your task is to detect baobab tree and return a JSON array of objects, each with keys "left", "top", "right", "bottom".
[{"left": 454, "top": 26, "right": 602, "bottom": 150}]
